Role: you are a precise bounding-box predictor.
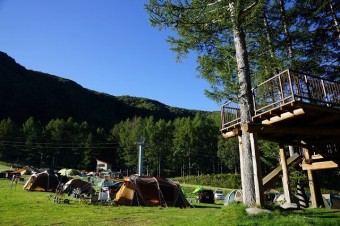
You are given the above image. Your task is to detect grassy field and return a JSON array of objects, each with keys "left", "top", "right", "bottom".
[
  {"left": 0, "top": 179, "right": 339, "bottom": 226},
  {"left": 0, "top": 161, "right": 12, "bottom": 171}
]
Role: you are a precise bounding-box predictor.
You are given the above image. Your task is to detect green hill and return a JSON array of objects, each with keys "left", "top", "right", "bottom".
[{"left": 0, "top": 51, "right": 205, "bottom": 128}]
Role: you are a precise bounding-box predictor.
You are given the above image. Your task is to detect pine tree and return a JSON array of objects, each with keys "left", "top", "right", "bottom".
[{"left": 146, "top": 0, "right": 262, "bottom": 207}]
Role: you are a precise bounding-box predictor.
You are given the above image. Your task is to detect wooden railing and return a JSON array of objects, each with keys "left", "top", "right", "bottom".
[
  {"left": 221, "top": 69, "right": 340, "bottom": 130},
  {"left": 221, "top": 102, "right": 241, "bottom": 129}
]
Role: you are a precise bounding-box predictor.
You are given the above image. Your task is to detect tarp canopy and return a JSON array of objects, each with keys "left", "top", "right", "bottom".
[
  {"left": 114, "top": 175, "right": 191, "bottom": 208},
  {"left": 97, "top": 178, "right": 124, "bottom": 187},
  {"left": 86, "top": 171, "right": 95, "bottom": 176},
  {"left": 98, "top": 179, "right": 115, "bottom": 187},
  {"left": 192, "top": 185, "right": 204, "bottom": 194}
]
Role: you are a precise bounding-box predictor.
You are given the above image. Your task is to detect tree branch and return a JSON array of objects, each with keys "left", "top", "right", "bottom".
[{"left": 243, "top": 0, "right": 260, "bottom": 13}]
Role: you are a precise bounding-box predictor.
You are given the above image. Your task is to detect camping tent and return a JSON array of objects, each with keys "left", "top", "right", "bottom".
[
  {"left": 114, "top": 175, "right": 191, "bottom": 208},
  {"left": 12, "top": 166, "right": 40, "bottom": 175},
  {"left": 23, "top": 172, "right": 60, "bottom": 192},
  {"left": 62, "top": 178, "right": 95, "bottom": 195},
  {"left": 322, "top": 194, "right": 340, "bottom": 209},
  {"left": 224, "top": 190, "right": 243, "bottom": 206}
]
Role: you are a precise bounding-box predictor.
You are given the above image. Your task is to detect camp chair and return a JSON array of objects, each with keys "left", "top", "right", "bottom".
[
  {"left": 98, "top": 191, "right": 110, "bottom": 202},
  {"left": 51, "top": 181, "right": 65, "bottom": 203},
  {"left": 97, "top": 191, "right": 114, "bottom": 205}
]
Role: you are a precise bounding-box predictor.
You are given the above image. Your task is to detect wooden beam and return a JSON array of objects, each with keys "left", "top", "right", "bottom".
[
  {"left": 302, "top": 160, "right": 338, "bottom": 170},
  {"left": 304, "top": 148, "right": 324, "bottom": 208},
  {"left": 238, "top": 135, "right": 245, "bottom": 204},
  {"left": 243, "top": 123, "right": 340, "bottom": 137},
  {"left": 257, "top": 136, "right": 312, "bottom": 149},
  {"left": 312, "top": 153, "right": 340, "bottom": 160},
  {"left": 222, "top": 129, "right": 239, "bottom": 138},
  {"left": 279, "top": 144, "right": 292, "bottom": 204},
  {"left": 261, "top": 108, "right": 305, "bottom": 124},
  {"left": 250, "top": 133, "right": 264, "bottom": 207}
]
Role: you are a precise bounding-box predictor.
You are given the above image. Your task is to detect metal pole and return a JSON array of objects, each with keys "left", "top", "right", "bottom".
[
  {"left": 137, "top": 142, "right": 144, "bottom": 176},
  {"left": 288, "top": 146, "right": 294, "bottom": 157}
]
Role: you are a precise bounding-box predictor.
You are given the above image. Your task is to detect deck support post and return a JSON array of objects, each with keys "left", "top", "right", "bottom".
[
  {"left": 303, "top": 148, "right": 324, "bottom": 208},
  {"left": 279, "top": 144, "right": 292, "bottom": 203},
  {"left": 250, "top": 133, "right": 264, "bottom": 207},
  {"left": 238, "top": 135, "right": 246, "bottom": 204}
]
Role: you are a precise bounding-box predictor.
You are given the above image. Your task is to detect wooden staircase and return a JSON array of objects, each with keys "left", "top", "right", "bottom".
[{"left": 263, "top": 153, "right": 302, "bottom": 190}]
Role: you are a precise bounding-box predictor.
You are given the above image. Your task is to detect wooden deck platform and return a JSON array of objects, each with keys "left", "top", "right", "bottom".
[
  {"left": 221, "top": 69, "right": 340, "bottom": 154},
  {"left": 221, "top": 69, "right": 339, "bottom": 207}
]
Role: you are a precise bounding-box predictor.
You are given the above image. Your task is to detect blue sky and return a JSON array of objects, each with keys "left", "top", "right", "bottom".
[{"left": 0, "top": 0, "right": 221, "bottom": 111}]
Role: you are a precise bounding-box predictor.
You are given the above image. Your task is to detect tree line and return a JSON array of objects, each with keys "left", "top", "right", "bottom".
[{"left": 0, "top": 115, "right": 279, "bottom": 177}]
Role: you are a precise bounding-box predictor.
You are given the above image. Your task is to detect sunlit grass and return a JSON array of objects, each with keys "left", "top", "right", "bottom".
[
  {"left": 0, "top": 161, "right": 12, "bottom": 171},
  {"left": 1, "top": 179, "right": 339, "bottom": 226},
  {"left": 1, "top": 161, "right": 339, "bottom": 226}
]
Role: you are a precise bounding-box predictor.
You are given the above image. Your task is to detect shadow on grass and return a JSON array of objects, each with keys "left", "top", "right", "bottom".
[
  {"left": 191, "top": 204, "right": 222, "bottom": 209},
  {"left": 295, "top": 210, "right": 340, "bottom": 219},
  {"left": 267, "top": 204, "right": 340, "bottom": 220}
]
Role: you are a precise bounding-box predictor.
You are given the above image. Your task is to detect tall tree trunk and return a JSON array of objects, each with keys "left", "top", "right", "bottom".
[
  {"left": 263, "top": 12, "right": 275, "bottom": 59},
  {"left": 279, "top": 0, "right": 294, "bottom": 62},
  {"left": 263, "top": 11, "right": 280, "bottom": 74},
  {"left": 228, "top": 1, "right": 256, "bottom": 207},
  {"left": 233, "top": 27, "right": 256, "bottom": 207},
  {"left": 329, "top": 2, "right": 340, "bottom": 41}
]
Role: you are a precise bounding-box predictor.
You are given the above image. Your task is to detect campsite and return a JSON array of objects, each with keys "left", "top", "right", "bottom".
[
  {"left": 0, "top": 1, "right": 340, "bottom": 225},
  {"left": 1, "top": 163, "right": 340, "bottom": 226}
]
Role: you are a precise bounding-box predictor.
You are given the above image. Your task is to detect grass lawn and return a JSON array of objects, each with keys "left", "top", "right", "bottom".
[
  {"left": 0, "top": 179, "right": 339, "bottom": 226},
  {"left": 0, "top": 161, "right": 12, "bottom": 171}
]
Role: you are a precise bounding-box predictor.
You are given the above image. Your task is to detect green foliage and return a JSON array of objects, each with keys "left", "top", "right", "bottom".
[
  {"left": 146, "top": 0, "right": 339, "bottom": 104},
  {"left": 173, "top": 174, "right": 242, "bottom": 189},
  {"left": 7, "top": 113, "right": 339, "bottom": 188},
  {"left": 317, "top": 171, "right": 340, "bottom": 195},
  {"left": 0, "top": 118, "right": 21, "bottom": 162},
  {"left": 258, "top": 140, "right": 280, "bottom": 175},
  {"left": 146, "top": 0, "right": 261, "bottom": 104},
  {"left": 217, "top": 137, "right": 239, "bottom": 174}
]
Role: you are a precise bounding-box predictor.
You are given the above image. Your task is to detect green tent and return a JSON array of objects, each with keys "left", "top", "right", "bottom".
[{"left": 192, "top": 185, "right": 204, "bottom": 194}]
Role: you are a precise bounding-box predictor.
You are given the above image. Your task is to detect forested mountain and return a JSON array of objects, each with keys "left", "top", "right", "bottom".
[
  {"left": 0, "top": 51, "right": 230, "bottom": 176},
  {"left": 0, "top": 51, "right": 205, "bottom": 129}
]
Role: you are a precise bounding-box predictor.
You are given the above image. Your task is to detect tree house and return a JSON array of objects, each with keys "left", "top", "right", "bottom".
[{"left": 221, "top": 69, "right": 340, "bottom": 207}]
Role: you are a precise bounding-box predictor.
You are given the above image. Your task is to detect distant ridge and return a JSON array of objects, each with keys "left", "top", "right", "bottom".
[{"left": 0, "top": 51, "right": 204, "bottom": 128}]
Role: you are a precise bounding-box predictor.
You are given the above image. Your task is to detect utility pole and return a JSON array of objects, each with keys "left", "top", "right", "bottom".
[{"left": 135, "top": 137, "right": 144, "bottom": 176}]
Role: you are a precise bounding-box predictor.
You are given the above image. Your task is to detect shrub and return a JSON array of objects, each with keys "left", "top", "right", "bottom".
[{"left": 172, "top": 173, "right": 241, "bottom": 189}]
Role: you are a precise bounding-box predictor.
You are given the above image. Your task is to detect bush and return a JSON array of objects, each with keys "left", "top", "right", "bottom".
[{"left": 172, "top": 173, "right": 241, "bottom": 189}]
